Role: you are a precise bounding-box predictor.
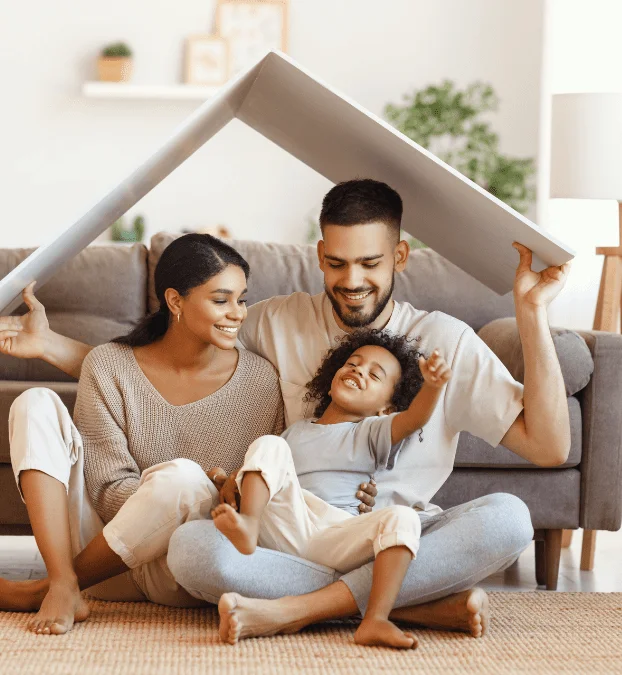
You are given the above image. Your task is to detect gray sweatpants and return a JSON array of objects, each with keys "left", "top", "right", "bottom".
[{"left": 167, "top": 492, "right": 534, "bottom": 614}]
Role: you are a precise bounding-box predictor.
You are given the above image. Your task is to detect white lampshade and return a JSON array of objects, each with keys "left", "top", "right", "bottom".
[{"left": 550, "top": 93, "right": 622, "bottom": 200}]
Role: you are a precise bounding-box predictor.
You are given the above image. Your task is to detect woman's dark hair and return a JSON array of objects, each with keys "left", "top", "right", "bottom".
[
  {"left": 304, "top": 329, "right": 425, "bottom": 418},
  {"left": 113, "top": 233, "right": 250, "bottom": 347}
]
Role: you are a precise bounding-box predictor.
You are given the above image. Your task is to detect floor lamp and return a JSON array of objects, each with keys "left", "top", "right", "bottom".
[{"left": 550, "top": 92, "right": 622, "bottom": 570}]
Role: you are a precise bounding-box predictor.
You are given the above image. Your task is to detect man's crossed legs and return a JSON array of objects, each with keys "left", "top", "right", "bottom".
[{"left": 168, "top": 491, "right": 534, "bottom": 641}]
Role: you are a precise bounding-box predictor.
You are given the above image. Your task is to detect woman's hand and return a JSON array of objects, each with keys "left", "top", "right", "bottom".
[
  {"left": 219, "top": 470, "right": 241, "bottom": 511},
  {"left": 0, "top": 282, "right": 50, "bottom": 359},
  {"left": 207, "top": 466, "right": 227, "bottom": 489},
  {"left": 357, "top": 478, "right": 377, "bottom": 514}
]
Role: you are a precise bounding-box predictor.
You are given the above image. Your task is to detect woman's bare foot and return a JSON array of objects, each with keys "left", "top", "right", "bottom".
[
  {"left": 390, "top": 588, "right": 490, "bottom": 638},
  {"left": 28, "top": 579, "right": 90, "bottom": 635},
  {"left": 0, "top": 576, "right": 89, "bottom": 635},
  {"left": 212, "top": 504, "right": 259, "bottom": 555},
  {"left": 354, "top": 617, "right": 418, "bottom": 649}
]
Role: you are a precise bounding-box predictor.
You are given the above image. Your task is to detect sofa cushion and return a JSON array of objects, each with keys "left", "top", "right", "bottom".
[
  {"left": 148, "top": 234, "right": 515, "bottom": 331},
  {"left": 0, "top": 243, "right": 148, "bottom": 381},
  {"left": 0, "top": 382, "right": 78, "bottom": 464},
  {"left": 478, "top": 317, "right": 594, "bottom": 396},
  {"left": 432, "top": 468, "right": 581, "bottom": 529},
  {"left": 455, "top": 396, "right": 581, "bottom": 469}
]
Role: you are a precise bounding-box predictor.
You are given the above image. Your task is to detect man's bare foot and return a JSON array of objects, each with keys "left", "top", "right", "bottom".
[
  {"left": 218, "top": 592, "right": 308, "bottom": 644},
  {"left": 212, "top": 504, "right": 259, "bottom": 555},
  {"left": 0, "top": 577, "right": 47, "bottom": 612},
  {"left": 354, "top": 617, "right": 418, "bottom": 649},
  {"left": 28, "top": 580, "right": 90, "bottom": 635},
  {"left": 390, "top": 588, "right": 490, "bottom": 638}
]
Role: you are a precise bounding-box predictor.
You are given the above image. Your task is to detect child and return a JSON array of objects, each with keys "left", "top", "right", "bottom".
[{"left": 210, "top": 329, "right": 451, "bottom": 649}]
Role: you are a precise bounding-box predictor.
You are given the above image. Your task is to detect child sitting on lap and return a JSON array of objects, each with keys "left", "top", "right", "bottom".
[{"left": 210, "top": 329, "right": 451, "bottom": 649}]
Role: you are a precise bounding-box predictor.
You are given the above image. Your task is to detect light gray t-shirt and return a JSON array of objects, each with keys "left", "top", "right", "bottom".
[{"left": 281, "top": 414, "right": 404, "bottom": 516}]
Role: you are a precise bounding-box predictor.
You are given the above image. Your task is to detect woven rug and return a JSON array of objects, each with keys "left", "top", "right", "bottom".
[{"left": 1, "top": 592, "right": 621, "bottom": 674}]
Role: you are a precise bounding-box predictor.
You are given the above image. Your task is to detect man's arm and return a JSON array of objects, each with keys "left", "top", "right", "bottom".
[
  {"left": 500, "top": 243, "right": 572, "bottom": 467},
  {"left": 0, "top": 283, "right": 92, "bottom": 379}
]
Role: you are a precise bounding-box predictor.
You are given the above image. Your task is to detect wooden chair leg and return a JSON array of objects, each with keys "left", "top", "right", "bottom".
[
  {"left": 535, "top": 540, "right": 546, "bottom": 586},
  {"left": 561, "top": 530, "right": 573, "bottom": 548},
  {"left": 580, "top": 529, "right": 597, "bottom": 571},
  {"left": 545, "top": 529, "right": 562, "bottom": 591}
]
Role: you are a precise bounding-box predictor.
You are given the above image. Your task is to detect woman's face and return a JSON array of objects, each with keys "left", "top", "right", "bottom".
[{"left": 178, "top": 265, "right": 248, "bottom": 350}]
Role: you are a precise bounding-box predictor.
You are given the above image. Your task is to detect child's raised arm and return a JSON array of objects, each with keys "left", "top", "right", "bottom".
[{"left": 391, "top": 350, "right": 451, "bottom": 445}]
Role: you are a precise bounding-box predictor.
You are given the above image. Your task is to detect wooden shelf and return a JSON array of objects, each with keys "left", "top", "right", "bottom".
[{"left": 82, "top": 82, "right": 218, "bottom": 101}]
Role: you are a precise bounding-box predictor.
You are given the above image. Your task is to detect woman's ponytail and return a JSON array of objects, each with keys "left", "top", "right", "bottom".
[{"left": 112, "top": 307, "right": 169, "bottom": 347}]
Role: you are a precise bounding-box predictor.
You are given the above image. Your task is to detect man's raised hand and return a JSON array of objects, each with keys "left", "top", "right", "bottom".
[
  {"left": 512, "top": 242, "right": 571, "bottom": 309},
  {"left": 0, "top": 282, "right": 49, "bottom": 359}
]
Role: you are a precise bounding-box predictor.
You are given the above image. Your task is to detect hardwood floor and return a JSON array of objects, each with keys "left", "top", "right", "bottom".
[{"left": 1, "top": 529, "right": 621, "bottom": 590}]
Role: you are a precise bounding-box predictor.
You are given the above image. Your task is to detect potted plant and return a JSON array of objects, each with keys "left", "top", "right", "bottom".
[
  {"left": 385, "top": 81, "right": 536, "bottom": 216},
  {"left": 110, "top": 215, "right": 145, "bottom": 243},
  {"left": 98, "top": 42, "right": 133, "bottom": 82}
]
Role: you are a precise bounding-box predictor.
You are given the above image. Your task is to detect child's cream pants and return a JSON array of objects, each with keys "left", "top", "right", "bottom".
[{"left": 236, "top": 435, "right": 421, "bottom": 573}]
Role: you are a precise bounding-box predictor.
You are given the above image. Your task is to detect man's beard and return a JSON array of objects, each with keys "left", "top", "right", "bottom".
[{"left": 326, "top": 276, "right": 395, "bottom": 328}]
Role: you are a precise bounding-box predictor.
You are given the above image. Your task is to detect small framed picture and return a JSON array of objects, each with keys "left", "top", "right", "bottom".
[
  {"left": 185, "top": 35, "right": 229, "bottom": 86},
  {"left": 216, "top": 0, "right": 288, "bottom": 76}
]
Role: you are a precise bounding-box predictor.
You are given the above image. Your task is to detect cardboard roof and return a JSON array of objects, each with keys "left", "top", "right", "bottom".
[{"left": 0, "top": 50, "right": 574, "bottom": 313}]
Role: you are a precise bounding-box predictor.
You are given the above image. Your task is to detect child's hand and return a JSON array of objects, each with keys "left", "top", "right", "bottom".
[{"left": 418, "top": 349, "right": 451, "bottom": 389}]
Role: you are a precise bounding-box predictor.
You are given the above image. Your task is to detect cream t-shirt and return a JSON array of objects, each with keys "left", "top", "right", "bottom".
[{"left": 239, "top": 292, "right": 524, "bottom": 513}]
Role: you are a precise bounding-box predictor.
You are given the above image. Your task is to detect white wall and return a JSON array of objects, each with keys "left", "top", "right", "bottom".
[
  {"left": 543, "top": 0, "right": 622, "bottom": 330},
  {"left": 1, "top": 0, "right": 544, "bottom": 249}
]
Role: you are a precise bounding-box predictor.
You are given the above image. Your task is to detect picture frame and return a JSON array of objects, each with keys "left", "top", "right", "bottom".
[
  {"left": 184, "top": 35, "right": 230, "bottom": 86},
  {"left": 215, "top": 0, "right": 288, "bottom": 76}
]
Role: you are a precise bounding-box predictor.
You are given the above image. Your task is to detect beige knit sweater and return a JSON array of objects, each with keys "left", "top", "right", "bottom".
[{"left": 74, "top": 342, "right": 284, "bottom": 524}]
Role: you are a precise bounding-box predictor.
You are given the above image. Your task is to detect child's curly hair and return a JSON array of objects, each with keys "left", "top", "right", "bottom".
[{"left": 304, "top": 329, "right": 426, "bottom": 418}]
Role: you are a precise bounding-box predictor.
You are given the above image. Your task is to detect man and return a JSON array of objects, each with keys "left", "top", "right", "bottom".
[
  {"left": 165, "top": 178, "right": 570, "bottom": 643},
  {"left": 0, "top": 179, "right": 570, "bottom": 640}
]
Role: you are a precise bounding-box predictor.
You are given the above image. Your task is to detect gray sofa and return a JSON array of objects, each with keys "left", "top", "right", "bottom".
[{"left": 2, "top": 233, "right": 621, "bottom": 591}]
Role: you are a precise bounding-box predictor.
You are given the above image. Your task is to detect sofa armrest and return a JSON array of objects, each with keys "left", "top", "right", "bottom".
[
  {"left": 478, "top": 318, "right": 594, "bottom": 396},
  {"left": 574, "top": 329, "right": 622, "bottom": 531}
]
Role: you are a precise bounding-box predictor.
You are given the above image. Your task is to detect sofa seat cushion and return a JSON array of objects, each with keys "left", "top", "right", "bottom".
[
  {"left": 455, "top": 396, "right": 581, "bottom": 469},
  {"left": 478, "top": 317, "right": 594, "bottom": 397},
  {"left": 0, "top": 243, "right": 148, "bottom": 381},
  {"left": 0, "top": 382, "right": 77, "bottom": 464},
  {"left": 432, "top": 468, "right": 581, "bottom": 529}
]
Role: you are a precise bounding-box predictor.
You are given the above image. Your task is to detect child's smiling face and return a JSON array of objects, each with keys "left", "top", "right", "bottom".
[{"left": 329, "top": 344, "right": 402, "bottom": 417}]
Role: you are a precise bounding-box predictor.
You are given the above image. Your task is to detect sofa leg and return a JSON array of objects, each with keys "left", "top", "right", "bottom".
[
  {"left": 535, "top": 540, "right": 546, "bottom": 586},
  {"left": 561, "top": 530, "right": 573, "bottom": 548},
  {"left": 544, "top": 529, "right": 562, "bottom": 591},
  {"left": 580, "top": 529, "right": 597, "bottom": 571}
]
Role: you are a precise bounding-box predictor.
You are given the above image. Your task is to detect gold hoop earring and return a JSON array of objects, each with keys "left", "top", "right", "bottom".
[{"left": 177, "top": 313, "right": 180, "bottom": 323}]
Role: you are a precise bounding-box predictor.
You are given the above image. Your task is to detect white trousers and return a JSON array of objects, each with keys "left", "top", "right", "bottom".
[
  {"left": 9, "top": 387, "right": 218, "bottom": 607},
  {"left": 236, "top": 436, "right": 421, "bottom": 574}
]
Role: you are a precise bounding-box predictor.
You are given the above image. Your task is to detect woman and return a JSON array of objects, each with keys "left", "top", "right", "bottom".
[{"left": 0, "top": 234, "right": 284, "bottom": 635}]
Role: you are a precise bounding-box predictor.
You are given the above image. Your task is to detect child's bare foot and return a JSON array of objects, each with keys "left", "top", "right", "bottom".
[
  {"left": 391, "top": 588, "right": 490, "bottom": 638},
  {"left": 354, "top": 617, "right": 418, "bottom": 649},
  {"left": 28, "top": 579, "right": 90, "bottom": 635},
  {"left": 212, "top": 504, "right": 259, "bottom": 554}
]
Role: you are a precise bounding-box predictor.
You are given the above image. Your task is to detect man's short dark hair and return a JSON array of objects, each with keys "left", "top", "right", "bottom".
[{"left": 319, "top": 179, "right": 403, "bottom": 241}]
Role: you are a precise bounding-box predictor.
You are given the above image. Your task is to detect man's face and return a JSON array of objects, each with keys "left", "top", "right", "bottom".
[{"left": 318, "top": 223, "right": 407, "bottom": 329}]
